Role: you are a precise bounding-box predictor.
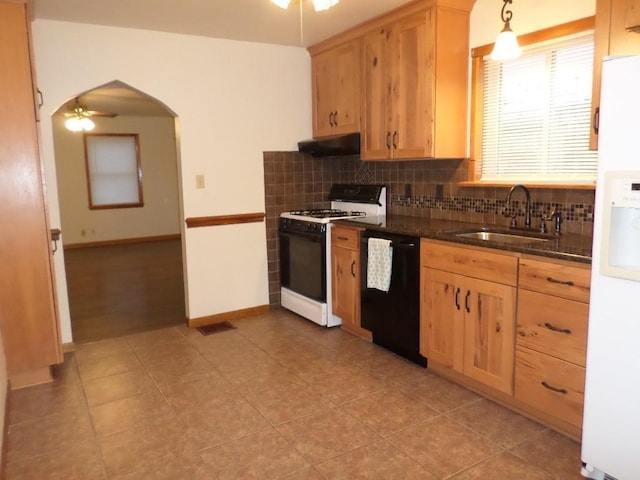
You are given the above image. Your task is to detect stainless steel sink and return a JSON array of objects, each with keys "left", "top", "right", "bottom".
[{"left": 454, "top": 230, "right": 551, "bottom": 245}]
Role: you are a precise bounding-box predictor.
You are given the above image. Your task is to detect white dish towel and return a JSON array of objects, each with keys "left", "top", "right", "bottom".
[{"left": 367, "top": 238, "right": 393, "bottom": 292}]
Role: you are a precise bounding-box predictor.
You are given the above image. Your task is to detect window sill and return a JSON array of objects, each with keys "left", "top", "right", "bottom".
[{"left": 458, "top": 181, "right": 595, "bottom": 190}]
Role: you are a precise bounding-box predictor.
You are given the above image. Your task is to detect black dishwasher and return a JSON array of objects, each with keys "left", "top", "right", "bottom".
[{"left": 360, "top": 230, "right": 427, "bottom": 367}]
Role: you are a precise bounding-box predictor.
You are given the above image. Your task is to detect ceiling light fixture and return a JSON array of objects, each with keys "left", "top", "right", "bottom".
[
  {"left": 64, "top": 102, "right": 95, "bottom": 132},
  {"left": 490, "top": 0, "right": 522, "bottom": 61},
  {"left": 270, "top": 0, "right": 339, "bottom": 13}
]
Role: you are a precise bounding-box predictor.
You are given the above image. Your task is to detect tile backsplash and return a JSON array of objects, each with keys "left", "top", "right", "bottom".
[{"left": 263, "top": 152, "right": 595, "bottom": 306}]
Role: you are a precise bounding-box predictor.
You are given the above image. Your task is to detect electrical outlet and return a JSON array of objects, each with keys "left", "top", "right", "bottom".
[{"left": 196, "top": 174, "right": 205, "bottom": 189}]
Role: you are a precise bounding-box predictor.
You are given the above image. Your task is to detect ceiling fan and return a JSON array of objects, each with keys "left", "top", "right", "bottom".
[{"left": 64, "top": 97, "right": 116, "bottom": 132}]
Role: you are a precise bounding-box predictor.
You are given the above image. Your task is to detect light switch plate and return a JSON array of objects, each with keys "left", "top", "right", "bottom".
[{"left": 196, "top": 174, "right": 205, "bottom": 189}]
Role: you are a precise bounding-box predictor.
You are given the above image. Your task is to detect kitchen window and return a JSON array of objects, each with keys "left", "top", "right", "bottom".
[
  {"left": 83, "top": 133, "right": 144, "bottom": 209},
  {"left": 468, "top": 18, "right": 597, "bottom": 186}
]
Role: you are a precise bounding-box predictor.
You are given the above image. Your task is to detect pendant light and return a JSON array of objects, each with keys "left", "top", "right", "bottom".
[
  {"left": 490, "top": 0, "right": 522, "bottom": 61},
  {"left": 270, "top": 0, "right": 339, "bottom": 13}
]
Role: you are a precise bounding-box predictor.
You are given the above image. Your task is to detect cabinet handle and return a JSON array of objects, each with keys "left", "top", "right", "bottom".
[
  {"left": 337, "top": 236, "right": 349, "bottom": 241},
  {"left": 544, "top": 322, "right": 572, "bottom": 335},
  {"left": 37, "top": 89, "right": 44, "bottom": 109},
  {"left": 386, "top": 132, "right": 391, "bottom": 149},
  {"left": 546, "top": 276, "right": 574, "bottom": 287},
  {"left": 392, "top": 131, "right": 398, "bottom": 149},
  {"left": 593, "top": 106, "right": 599, "bottom": 135},
  {"left": 465, "top": 290, "right": 470, "bottom": 313},
  {"left": 455, "top": 287, "right": 460, "bottom": 310},
  {"left": 351, "top": 260, "right": 356, "bottom": 278},
  {"left": 329, "top": 112, "right": 335, "bottom": 126},
  {"left": 541, "top": 381, "right": 568, "bottom": 395},
  {"left": 333, "top": 110, "right": 338, "bottom": 126}
]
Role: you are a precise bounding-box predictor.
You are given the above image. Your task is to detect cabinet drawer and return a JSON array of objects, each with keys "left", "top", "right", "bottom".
[
  {"left": 421, "top": 240, "right": 517, "bottom": 286},
  {"left": 519, "top": 257, "right": 590, "bottom": 302},
  {"left": 515, "top": 347, "right": 585, "bottom": 428},
  {"left": 332, "top": 227, "right": 360, "bottom": 250},
  {"left": 517, "top": 290, "right": 588, "bottom": 367}
]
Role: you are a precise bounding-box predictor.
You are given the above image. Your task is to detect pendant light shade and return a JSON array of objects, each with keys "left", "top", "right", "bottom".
[
  {"left": 269, "top": 0, "right": 339, "bottom": 12},
  {"left": 490, "top": 0, "right": 521, "bottom": 61}
]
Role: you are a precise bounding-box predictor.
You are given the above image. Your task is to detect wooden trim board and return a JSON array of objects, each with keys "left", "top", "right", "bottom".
[
  {"left": 185, "top": 212, "right": 265, "bottom": 229},
  {"left": 64, "top": 233, "right": 181, "bottom": 249}
]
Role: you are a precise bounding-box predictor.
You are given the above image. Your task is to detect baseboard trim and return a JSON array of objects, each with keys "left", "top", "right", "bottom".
[
  {"left": 9, "top": 367, "right": 53, "bottom": 390},
  {"left": 62, "top": 342, "right": 75, "bottom": 353},
  {"left": 187, "top": 305, "right": 271, "bottom": 328},
  {"left": 64, "top": 233, "right": 181, "bottom": 250},
  {"left": 1, "top": 379, "right": 9, "bottom": 479}
]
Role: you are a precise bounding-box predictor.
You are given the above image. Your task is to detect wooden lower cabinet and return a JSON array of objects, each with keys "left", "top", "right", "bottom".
[
  {"left": 515, "top": 347, "right": 585, "bottom": 429},
  {"left": 331, "top": 226, "right": 370, "bottom": 339},
  {"left": 420, "top": 241, "right": 517, "bottom": 395},
  {"left": 421, "top": 241, "right": 590, "bottom": 440},
  {"left": 514, "top": 256, "right": 591, "bottom": 432}
]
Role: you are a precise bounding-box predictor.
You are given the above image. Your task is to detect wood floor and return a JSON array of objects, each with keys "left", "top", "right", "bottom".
[{"left": 64, "top": 239, "right": 185, "bottom": 344}]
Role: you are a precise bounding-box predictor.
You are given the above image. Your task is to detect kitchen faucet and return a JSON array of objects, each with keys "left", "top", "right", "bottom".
[{"left": 505, "top": 184, "right": 532, "bottom": 228}]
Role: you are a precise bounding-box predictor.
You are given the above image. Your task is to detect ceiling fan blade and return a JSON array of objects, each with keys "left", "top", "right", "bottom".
[{"left": 86, "top": 110, "right": 117, "bottom": 118}]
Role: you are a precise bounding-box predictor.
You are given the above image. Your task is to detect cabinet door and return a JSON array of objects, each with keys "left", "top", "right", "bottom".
[
  {"left": 0, "top": 2, "right": 63, "bottom": 384},
  {"left": 591, "top": 0, "right": 640, "bottom": 149},
  {"left": 312, "top": 50, "right": 335, "bottom": 138},
  {"left": 361, "top": 26, "right": 392, "bottom": 160},
  {"left": 332, "top": 245, "right": 359, "bottom": 327},
  {"left": 312, "top": 41, "right": 361, "bottom": 138},
  {"left": 420, "top": 268, "right": 464, "bottom": 371},
  {"left": 463, "top": 277, "right": 516, "bottom": 395},
  {"left": 392, "top": 12, "right": 428, "bottom": 159},
  {"left": 333, "top": 41, "right": 360, "bottom": 135}
]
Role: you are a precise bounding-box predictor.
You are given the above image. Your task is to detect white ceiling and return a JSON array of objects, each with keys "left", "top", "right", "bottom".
[
  {"left": 34, "top": 0, "right": 414, "bottom": 48},
  {"left": 40, "top": 0, "right": 414, "bottom": 117}
]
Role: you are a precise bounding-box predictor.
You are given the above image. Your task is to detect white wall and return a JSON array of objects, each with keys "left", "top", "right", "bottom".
[{"left": 33, "top": 20, "right": 312, "bottom": 341}]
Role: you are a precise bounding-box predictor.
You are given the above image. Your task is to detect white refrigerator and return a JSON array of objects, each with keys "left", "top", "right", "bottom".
[{"left": 582, "top": 55, "right": 640, "bottom": 480}]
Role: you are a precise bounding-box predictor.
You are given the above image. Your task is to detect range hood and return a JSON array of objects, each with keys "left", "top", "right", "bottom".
[{"left": 298, "top": 132, "right": 360, "bottom": 157}]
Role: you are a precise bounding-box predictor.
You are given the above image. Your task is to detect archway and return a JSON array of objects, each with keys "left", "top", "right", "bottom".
[{"left": 52, "top": 80, "right": 185, "bottom": 343}]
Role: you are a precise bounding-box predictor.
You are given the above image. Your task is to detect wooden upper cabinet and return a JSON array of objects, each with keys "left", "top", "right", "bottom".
[
  {"left": 625, "top": 0, "right": 640, "bottom": 32},
  {"left": 590, "top": 0, "right": 640, "bottom": 149},
  {"left": 361, "top": 4, "right": 472, "bottom": 160},
  {"left": 311, "top": 40, "right": 360, "bottom": 138}
]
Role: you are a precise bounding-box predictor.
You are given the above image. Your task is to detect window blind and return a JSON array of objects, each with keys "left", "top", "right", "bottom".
[{"left": 481, "top": 34, "right": 597, "bottom": 184}]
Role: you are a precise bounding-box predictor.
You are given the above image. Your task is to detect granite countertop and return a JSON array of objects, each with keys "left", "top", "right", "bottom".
[{"left": 335, "top": 215, "right": 592, "bottom": 264}]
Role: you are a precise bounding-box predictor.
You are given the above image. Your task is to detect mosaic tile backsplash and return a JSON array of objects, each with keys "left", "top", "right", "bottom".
[{"left": 263, "top": 152, "right": 596, "bottom": 306}]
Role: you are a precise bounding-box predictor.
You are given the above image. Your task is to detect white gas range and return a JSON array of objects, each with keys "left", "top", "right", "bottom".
[{"left": 279, "top": 184, "right": 387, "bottom": 327}]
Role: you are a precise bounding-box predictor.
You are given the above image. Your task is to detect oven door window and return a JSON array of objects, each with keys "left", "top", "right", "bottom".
[{"left": 280, "top": 231, "right": 326, "bottom": 302}]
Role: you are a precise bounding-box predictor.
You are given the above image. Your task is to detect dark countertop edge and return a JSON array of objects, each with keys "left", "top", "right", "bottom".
[{"left": 333, "top": 215, "right": 592, "bottom": 265}]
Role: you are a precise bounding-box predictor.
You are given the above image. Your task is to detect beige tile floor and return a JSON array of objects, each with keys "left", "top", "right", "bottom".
[{"left": 5, "top": 309, "right": 585, "bottom": 479}]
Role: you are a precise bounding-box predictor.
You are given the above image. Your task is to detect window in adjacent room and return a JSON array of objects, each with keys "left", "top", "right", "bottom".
[
  {"left": 84, "top": 133, "right": 143, "bottom": 209},
  {"left": 469, "top": 18, "right": 597, "bottom": 186}
]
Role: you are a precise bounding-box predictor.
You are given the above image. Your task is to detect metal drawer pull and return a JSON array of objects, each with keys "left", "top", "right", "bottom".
[
  {"left": 337, "top": 236, "right": 349, "bottom": 241},
  {"left": 546, "top": 276, "right": 575, "bottom": 287},
  {"left": 541, "top": 381, "right": 568, "bottom": 395},
  {"left": 544, "top": 322, "right": 572, "bottom": 335},
  {"left": 455, "top": 287, "right": 460, "bottom": 310},
  {"left": 465, "top": 290, "right": 470, "bottom": 313},
  {"left": 351, "top": 260, "right": 356, "bottom": 278}
]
